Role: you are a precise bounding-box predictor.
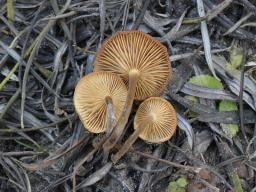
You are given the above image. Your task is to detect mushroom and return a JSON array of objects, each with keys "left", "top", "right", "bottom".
[
  {"left": 94, "top": 31, "right": 171, "bottom": 149},
  {"left": 111, "top": 97, "right": 177, "bottom": 164},
  {"left": 73, "top": 72, "right": 127, "bottom": 133}
]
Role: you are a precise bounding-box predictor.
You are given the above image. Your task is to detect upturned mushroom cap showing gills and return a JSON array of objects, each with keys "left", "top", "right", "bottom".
[
  {"left": 94, "top": 31, "right": 171, "bottom": 100},
  {"left": 74, "top": 72, "right": 127, "bottom": 133},
  {"left": 134, "top": 97, "right": 177, "bottom": 143}
]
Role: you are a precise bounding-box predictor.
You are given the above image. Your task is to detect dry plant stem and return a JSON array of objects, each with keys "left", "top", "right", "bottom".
[
  {"left": 72, "top": 135, "right": 109, "bottom": 191},
  {"left": 133, "top": 150, "right": 202, "bottom": 173},
  {"left": 103, "top": 70, "right": 140, "bottom": 150},
  {"left": 73, "top": 97, "right": 114, "bottom": 191},
  {"left": 112, "top": 124, "right": 145, "bottom": 164},
  {"left": 72, "top": 149, "right": 96, "bottom": 192}
]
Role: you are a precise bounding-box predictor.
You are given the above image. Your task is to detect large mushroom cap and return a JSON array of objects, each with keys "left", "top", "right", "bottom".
[
  {"left": 134, "top": 97, "right": 177, "bottom": 143},
  {"left": 74, "top": 72, "right": 127, "bottom": 133},
  {"left": 94, "top": 31, "right": 171, "bottom": 100}
]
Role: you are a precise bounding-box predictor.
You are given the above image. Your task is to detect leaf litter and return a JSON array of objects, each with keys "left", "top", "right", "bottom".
[{"left": 0, "top": 0, "right": 256, "bottom": 191}]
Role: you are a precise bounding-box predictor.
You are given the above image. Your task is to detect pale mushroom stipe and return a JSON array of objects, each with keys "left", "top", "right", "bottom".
[{"left": 94, "top": 31, "right": 172, "bottom": 150}]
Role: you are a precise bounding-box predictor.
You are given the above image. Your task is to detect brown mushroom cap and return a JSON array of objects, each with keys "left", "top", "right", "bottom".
[
  {"left": 134, "top": 97, "right": 177, "bottom": 143},
  {"left": 73, "top": 72, "right": 127, "bottom": 133},
  {"left": 94, "top": 31, "right": 171, "bottom": 100}
]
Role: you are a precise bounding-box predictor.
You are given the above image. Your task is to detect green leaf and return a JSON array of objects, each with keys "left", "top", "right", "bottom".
[
  {"left": 219, "top": 100, "right": 239, "bottom": 138},
  {"left": 226, "top": 42, "right": 243, "bottom": 70},
  {"left": 176, "top": 178, "right": 187, "bottom": 188},
  {"left": 219, "top": 100, "right": 238, "bottom": 112},
  {"left": 189, "top": 75, "right": 223, "bottom": 89},
  {"left": 220, "top": 123, "right": 239, "bottom": 138}
]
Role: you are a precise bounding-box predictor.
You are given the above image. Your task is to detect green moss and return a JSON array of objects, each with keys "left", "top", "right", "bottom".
[{"left": 168, "top": 178, "right": 187, "bottom": 192}]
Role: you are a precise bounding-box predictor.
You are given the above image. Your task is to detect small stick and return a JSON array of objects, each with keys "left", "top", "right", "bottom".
[{"left": 133, "top": 150, "right": 202, "bottom": 173}]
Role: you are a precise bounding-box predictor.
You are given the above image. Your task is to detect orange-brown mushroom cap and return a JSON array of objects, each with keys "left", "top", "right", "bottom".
[
  {"left": 73, "top": 72, "right": 127, "bottom": 133},
  {"left": 94, "top": 31, "right": 171, "bottom": 100},
  {"left": 134, "top": 97, "right": 177, "bottom": 143}
]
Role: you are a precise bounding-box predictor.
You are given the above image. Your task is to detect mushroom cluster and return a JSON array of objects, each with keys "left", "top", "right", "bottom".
[{"left": 73, "top": 30, "right": 177, "bottom": 163}]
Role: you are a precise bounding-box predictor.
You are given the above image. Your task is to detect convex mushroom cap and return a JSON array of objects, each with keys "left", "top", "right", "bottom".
[
  {"left": 94, "top": 30, "right": 171, "bottom": 100},
  {"left": 134, "top": 97, "right": 177, "bottom": 143},
  {"left": 73, "top": 72, "right": 127, "bottom": 133}
]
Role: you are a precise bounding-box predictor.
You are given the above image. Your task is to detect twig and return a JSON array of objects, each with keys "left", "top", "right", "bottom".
[
  {"left": 132, "top": 150, "right": 202, "bottom": 173},
  {"left": 99, "top": 0, "right": 105, "bottom": 45},
  {"left": 197, "top": 178, "right": 220, "bottom": 192}
]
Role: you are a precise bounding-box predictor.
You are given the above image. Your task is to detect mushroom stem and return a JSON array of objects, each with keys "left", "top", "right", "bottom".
[
  {"left": 103, "top": 96, "right": 114, "bottom": 162},
  {"left": 111, "top": 123, "right": 146, "bottom": 164},
  {"left": 103, "top": 69, "right": 140, "bottom": 150},
  {"left": 105, "top": 96, "right": 114, "bottom": 136},
  {"left": 92, "top": 96, "right": 115, "bottom": 149}
]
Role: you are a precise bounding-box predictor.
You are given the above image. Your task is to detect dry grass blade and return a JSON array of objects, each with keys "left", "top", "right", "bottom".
[
  {"left": 0, "top": 40, "right": 24, "bottom": 64},
  {"left": 0, "top": 88, "right": 20, "bottom": 119},
  {"left": 20, "top": 0, "right": 72, "bottom": 128},
  {"left": 177, "top": 113, "right": 194, "bottom": 149},
  {"left": 51, "top": 41, "right": 68, "bottom": 87},
  {"left": 6, "top": 0, "right": 15, "bottom": 21},
  {"left": 197, "top": 0, "right": 219, "bottom": 79},
  {"left": 133, "top": 150, "right": 202, "bottom": 173},
  {"left": 99, "top": 0, "right": 106, "bottom": 44},
  {"left": 1, "top": 0, "right": 256, "bottom": 190},
  {"left": 72, "top": 148, "right": 97, "bottom": 192},
  {"left": 0, "top": 157, "right": 31, "bottom": 191},
  {"left": 0, "top": 63, "right": 19, "bottom": 91},
  {"left": 76, "top": 162, "right": 112, "bottom": 190},
  {"left": 21, "top": 136, "right": 86, "bottom": 171},
  {"left": 163, "top": 9, "right": 187, "bottom": 40},
  {"left": 170, "top": 47, "right": 231, "bottom": 62},
  {"left": 206, "top": 0, "right": 233, "bottom": 21},
  {"left": 181, "top": 83, "right": 237, "bottom": 101},
  {"left": 20, "top": 19, "right": 56, "bottom": 128},
  {"left": 223, "top": 13, "right": 253, "bottom": 36}
]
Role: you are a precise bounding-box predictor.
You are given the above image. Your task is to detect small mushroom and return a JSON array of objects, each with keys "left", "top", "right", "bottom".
[
  {"left": 94, "top": 31, "right": 171, "bottom": 149},
  {"left": 73, "top": 72, "right": 127, "bottom": 133},
  {"left": 111, "top": 97, "right": 177, "bottom": 164}
]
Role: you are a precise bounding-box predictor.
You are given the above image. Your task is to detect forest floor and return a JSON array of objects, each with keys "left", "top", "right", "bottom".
[{"left": 0, "top": 0, "right": 256, "bottom": 191}]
